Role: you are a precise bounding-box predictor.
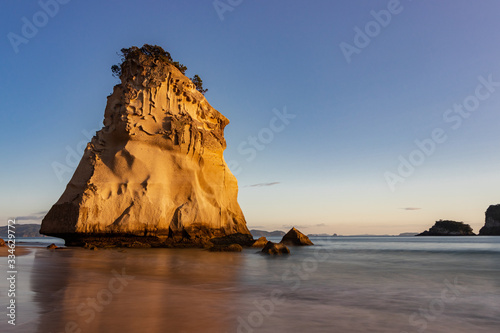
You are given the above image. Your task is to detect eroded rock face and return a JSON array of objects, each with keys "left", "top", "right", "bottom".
[
  {"left": 479, "top": 204, "right": 500, "bottom": 235},
  {"left": 40, "top": 47, "right": 251, "bottom": 247},
  {"left": 280, "top": 227, "right": 314, "bottom": 245},
  {"left": 417, "top": 220, "right": 475, "bottom": 236}
]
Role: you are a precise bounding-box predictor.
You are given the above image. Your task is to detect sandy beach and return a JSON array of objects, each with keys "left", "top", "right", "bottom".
[{"left": 0, "top": 245, "right": 32, "bottom": 257}]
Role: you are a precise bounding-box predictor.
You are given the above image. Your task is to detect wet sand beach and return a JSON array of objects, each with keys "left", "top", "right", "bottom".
[{"left": 0, "top": 246, "right": 32, "bottom": 257}]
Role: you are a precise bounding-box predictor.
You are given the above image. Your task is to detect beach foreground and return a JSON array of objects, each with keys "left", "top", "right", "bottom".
[{"left": 1, "top": 237, "right": 499, "bottom": 333}]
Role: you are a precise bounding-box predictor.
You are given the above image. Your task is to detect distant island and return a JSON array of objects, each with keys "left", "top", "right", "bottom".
[
  {"left": 416, "top": 204, "right": 500, "bottom": 236},
  {"left": 398, "top": 232, "right": 419, "bottom": 237},
  {"left": 307, "top": 233, "right": 338, "bottom": 237},
  {"left": 417, "top": 220, "right": 475, "bottom": 236}
]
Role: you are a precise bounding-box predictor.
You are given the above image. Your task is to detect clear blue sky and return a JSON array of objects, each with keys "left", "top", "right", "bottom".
[{"left": 1, "top": 0, "right": 499, "bottom": 234}]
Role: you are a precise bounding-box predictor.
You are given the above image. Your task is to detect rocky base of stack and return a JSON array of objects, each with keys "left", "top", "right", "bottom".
[{"left": 47, "top": 231, "right": 254, "bottom": 249}]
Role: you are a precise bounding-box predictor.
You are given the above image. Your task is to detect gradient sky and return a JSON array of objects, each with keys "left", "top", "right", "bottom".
[{"left": 1, "top": 0, "right": 499, "bottom": 235}]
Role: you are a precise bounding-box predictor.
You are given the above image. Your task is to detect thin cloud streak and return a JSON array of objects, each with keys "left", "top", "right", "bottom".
[
  {"left": 243, "top": 182, "right": 280, "bottom": 188},
  {"left": 12, "top": 211, "right": 47, "bottom": 221}
]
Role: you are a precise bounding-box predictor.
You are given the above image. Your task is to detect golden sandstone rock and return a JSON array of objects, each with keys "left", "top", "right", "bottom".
[{"left": 41, "top": 46, "right": 251, "bottom": 247}]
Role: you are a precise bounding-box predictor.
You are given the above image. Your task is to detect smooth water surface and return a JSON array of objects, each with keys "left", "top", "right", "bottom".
[{"left": 1, "top": 236, "right": 499, "bottom": 332}]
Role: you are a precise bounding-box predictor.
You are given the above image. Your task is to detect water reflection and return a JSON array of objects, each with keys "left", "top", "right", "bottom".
[
  {"left": 30, "top": 248, "right": 244, "bottom": 333},
  {"left": 23, "top": 237, "right": 500, "bottom": 333}
]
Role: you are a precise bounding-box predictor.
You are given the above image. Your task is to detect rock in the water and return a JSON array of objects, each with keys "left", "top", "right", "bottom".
[
  {"left": 40, "top": 45, "right": 251, "bottom": 248},
  {"left": 280, "top": 227, "right": 314, "bottom": 245},
  {"left": 479, "top": 204, "right": 500, "bottom": 235},
  {"left": 208, "top": 244, "right": 243, "bottom": 252},
  {"left": 47, "top": 243, "right": 59, "bottom": 249},
  {"left": 417, "top": 220, "right": 475, "bottom": 236},
  {"left": 251, "top": 236, "right": 268, "bottom": 248},
  {"left": 261, "top": 241, "right": 290, "bottom": 255},
  {"left": 0, "top": 238, "right": 6, "bottom": 247}
]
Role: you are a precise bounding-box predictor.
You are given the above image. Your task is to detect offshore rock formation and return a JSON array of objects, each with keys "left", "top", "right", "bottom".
[
  {"left": 479, "top": 204, "right": 500, "bottom": 235},
  {"left": 41, "top": 46, "right": 252, "bottom": 247},
  {"left": 251, "top": 236, "right": 268, "bottom": 248},
  {"left": 280, "top": 227, "right": 314, "bottom": 245},
  {"left": 261, "top": 241, "right": 290, "bottom": 255},
  {"left": 417, "top": 220, "right": 475, "bottom": 236}
]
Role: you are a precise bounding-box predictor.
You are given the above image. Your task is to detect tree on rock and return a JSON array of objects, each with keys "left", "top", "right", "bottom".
[
  {"left": 110, "top": 44, "right": 203, "bottom": 88},
  {"left": 191, "top": 74, "right": 208, "bottom": 95}
]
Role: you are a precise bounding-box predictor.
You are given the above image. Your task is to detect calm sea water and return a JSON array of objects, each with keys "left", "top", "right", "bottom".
[{"left": 1, "top": 236, "right": 499, "bottom": 333}]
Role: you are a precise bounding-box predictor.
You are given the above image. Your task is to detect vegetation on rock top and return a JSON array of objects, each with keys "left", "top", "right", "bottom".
[
  {"left": 417, "top": 220, "right": 475, "bottom": 236},
  {"left": 111, "top": 44, "right": 207, "bottom": 94}
]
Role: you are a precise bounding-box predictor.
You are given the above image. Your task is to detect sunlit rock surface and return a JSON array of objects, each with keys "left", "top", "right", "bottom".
[{"left": 41, "top": 47, "right": 251, "bottom": 247}]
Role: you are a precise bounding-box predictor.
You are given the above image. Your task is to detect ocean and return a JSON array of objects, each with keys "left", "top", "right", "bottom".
[{"left": 1, "top": 236, "right": 499, "bottom": 333}]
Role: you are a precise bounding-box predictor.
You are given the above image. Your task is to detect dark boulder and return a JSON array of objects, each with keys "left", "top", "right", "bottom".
[
  {"left": 280, "top": 227, "right": 314, "bottom": 245},
  {"left": 261, "top": 241, "right": 290, "bottom": 255}
]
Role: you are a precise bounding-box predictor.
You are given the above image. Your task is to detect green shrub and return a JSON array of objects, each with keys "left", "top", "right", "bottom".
[{"left": 110, "top": 44, "right": 207, "bottom": 94}]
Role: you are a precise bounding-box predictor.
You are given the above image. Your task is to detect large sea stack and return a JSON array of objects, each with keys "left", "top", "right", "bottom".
[
  {"left": 479, "top": 204, "right": 500, "bottom": 235},
  {"left": 41, "top": 45, "right": 252, "bottom": 247}
]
